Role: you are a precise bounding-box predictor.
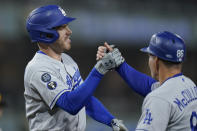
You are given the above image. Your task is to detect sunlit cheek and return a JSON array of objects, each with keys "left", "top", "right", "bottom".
[
  {"left": 149, "top": 57, "right": 155, "bottom": 77},
  {"left": 148, "top": 57, "right": 152, "bottom": 70}
]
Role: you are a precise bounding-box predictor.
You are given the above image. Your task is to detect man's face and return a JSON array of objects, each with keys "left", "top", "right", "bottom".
[
  {"left": 148, "top": 54, "right": 159, "bottom": 80},
  {"left": 50, "top": 24, "right": 72, "bottom": 53}
]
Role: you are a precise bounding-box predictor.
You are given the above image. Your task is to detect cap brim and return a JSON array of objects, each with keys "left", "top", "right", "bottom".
[
  {"left": 63, "top": 17, "right": 76, "bottom": 24},
  {"left": 140, "top": 46, "right": 150, "bottom": 53},
  {"left": 140, "top": 46, "right": 157, "bottom": 57}
]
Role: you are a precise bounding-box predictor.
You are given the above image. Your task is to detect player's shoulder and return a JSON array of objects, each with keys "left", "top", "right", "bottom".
[
  {"left": 61, "top": 53, "right": 74, "bottom": 62},
  {"left": 148, "top": 78, "right": 175, "bottom": 98},
  {"left": 25, "top": 53, "right": 56, "bottom": 74},
  {"left": 150, "top": 81, "right": 160, "bottom": 91},
  {"left": 61, "top": 53, "right": 78, "bottom": 66},
  {"left": 143, "top": 84, "right": 172, "bottom": 109},
  {"left": 26, "top": 53, "right": 45, "bottom": 67},
  {"left": 147, "top": 74, "right": 195, "bottom": 100},
  {"left": 182, "top": 75, "right": 196, "bottom": 86}
]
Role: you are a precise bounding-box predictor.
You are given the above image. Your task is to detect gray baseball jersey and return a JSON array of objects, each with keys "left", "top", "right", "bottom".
[
  {"left": 136, "top": 74, "right": 197, "bottom": 131},
  {"left": 24, "top": 52, "right": 86, "bottom": 131}
]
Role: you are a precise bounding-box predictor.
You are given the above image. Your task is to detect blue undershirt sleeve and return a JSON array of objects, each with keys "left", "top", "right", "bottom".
[
  {"left": 85, "top": 96, "right": 114, "bottom": 127},
  {"left": 116, "top": 62, "right": 156, "bottom": 97},
  {"left": 56, "top": 68, "right": 103, "bottom": 115}
]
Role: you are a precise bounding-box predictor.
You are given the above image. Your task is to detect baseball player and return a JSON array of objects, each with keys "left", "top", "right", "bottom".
[
  {"left": 24, "top": 5, "right": 128, "bottom": 131},
  {"left": 97, "top": 31, "right": 197, "bottom": 131}
]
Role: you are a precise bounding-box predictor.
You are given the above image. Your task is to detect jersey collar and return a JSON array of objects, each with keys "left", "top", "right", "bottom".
[
  {"left": 37, "top": 50, "right": 64, "bottom": 63},
  {"left": 36, "top": 50, "right": 64, "bottom": 65},
  {"left": 37, "top": 50, "right": 47, "bottom": 55},
  {"left": 162, "top": 73, "right": 183, "bottom": 84}
]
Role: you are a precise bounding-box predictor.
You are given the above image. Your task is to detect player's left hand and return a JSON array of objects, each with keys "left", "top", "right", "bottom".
[
  {"left": 110, "top": 48, "right": 125, "bottom": 67},
  {"left": 111, "top": 119, "right": 128, "bottom": 131},
  {"left": 96, "top": 42, "right": 125, "bottom": 68},
  {"left": 96, "top": 42, "right": 114, "bottom": 60},
  {"left": 95, "top": 52, "right": 116, "bottom": 75}
]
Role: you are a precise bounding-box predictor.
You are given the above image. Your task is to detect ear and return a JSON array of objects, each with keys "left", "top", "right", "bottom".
[{"left": 155, "top": 57, "right": 159, "bottom": 72}]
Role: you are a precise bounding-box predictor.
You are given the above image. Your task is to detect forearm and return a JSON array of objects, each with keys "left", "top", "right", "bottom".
[
  {"left": 116, "top": 62, "right": 156, "bottom": 97},
  {"left": 56, "top": 68, "right": 103, "bottom": 115},
  {"left": 85, "top": 96, "right": 114, "bottom": 127}
]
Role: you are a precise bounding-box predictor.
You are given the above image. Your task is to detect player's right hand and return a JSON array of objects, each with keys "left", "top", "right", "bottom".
[
  {"left": 96, "top": 42, "right": 113, "bottom": 60},
  {"left": 96, "top": 42, "right": 125, "bottom": 68},
  {"left": 111, "top": 48, "right": 125, "bottom": 67}
]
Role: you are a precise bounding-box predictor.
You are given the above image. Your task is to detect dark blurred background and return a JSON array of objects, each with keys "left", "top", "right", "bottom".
[{"left": 0, "top": 0, "right": 197, "bottom": 130}]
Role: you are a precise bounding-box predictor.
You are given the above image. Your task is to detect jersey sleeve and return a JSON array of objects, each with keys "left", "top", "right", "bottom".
[
  {"left": 30, "top": 70, "right": 71, "bottom": 109},
  {"left": 85, "top": 96, "right": 114, "bottom": 126},
  {"left": 136, "top": 95, "right": 171, "bottom": 131},
  {"left": 55, "top": 68, "right": 104, "bottom": 115},
  {"left": 116, "top": 62, "right": 157, "bottom": 97}
]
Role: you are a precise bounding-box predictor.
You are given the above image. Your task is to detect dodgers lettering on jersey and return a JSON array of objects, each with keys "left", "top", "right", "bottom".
[
  {"left": 24, "top": 52, "right": 86, "bottom": 131},
  {"left": 65, "top": 68, "right": 81, "bottom": 90},
  {"left": 72, "top": 68, "right": 82, "bottom": 90},
  {"left": 136, "top": 74, "right": 197, "bottom": 131}
]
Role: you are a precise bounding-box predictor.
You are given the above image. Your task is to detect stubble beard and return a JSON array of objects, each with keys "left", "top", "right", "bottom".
[{"left": 52, "top": 39, "right": 72, "bottom": 53}]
